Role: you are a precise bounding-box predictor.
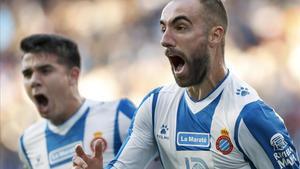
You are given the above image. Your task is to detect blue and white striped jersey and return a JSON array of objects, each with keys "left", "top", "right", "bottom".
[
  {"left": 108, "top": 71, "right": 299, "bottom": 169},
  {"left": 18, "top": 98, "right": 135, "bottom": 169}
]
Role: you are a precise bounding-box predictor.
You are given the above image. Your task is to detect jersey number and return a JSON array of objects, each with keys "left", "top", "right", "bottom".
[{"left": 185, "top": 157, "right": 209, "bottom": 169}]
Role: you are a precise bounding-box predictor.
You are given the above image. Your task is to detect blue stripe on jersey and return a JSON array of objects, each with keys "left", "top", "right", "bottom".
[
  {"left": 107, "top": 87, "right": 162, "bottom": 168},
  {"left": 151, "top": 87, "right": 162, "bottom": 138},
  {"left": 118, "top": 98, "right": 135, "bottom": 119},
  {"left": 176, "top": 91, "right": 222, "bottom": 151},
  {"left": 128, "top": 87, "right": 162, "bottom": 136},
  {"left": 45, "top": 107, "right": 90, "bottom": 168},
  {"left": 151, "top": 87, "right": 165, "bottom": 168},
  {"left": 113, "top": 99, "right": 136, "bottom": 155},
  {"left": 20, "top": 135, "right": 33, "bottom": 168},
  {"left": 235, "top": 100, "right": 300, "bottom": 169}
]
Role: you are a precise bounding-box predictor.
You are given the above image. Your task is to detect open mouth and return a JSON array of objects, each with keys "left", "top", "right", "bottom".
[
  {"left": 34, "top": 94, "right": 49, "bottom": 108},
  {"left": 169, "top": 56, "right": 185, "bottom": 72}
]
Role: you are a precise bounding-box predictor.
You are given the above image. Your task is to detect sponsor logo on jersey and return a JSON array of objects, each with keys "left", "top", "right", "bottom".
[
  {"left": 90, "top": 131, "right": 107, "bottom": 152},
  {"left": 157, "top": 124, "right": 169, "bottom": 140},
  {"left": 271, "top": 133, "right": 288, "bottom": 151},
  {"left": 236, "top": 87, "right": 250, "bottom": 96},
  {"left": 216, "top": 128, "right": 233, "bottom": 155},
  {"left": 49, "top": 141, "right": 81, "bottom": 165},
  {"left": 270, "top": 133, "right": 298, "bottom": 168},
  {"left": 177, "top": 132, "right": 210, "bottom": 148}
]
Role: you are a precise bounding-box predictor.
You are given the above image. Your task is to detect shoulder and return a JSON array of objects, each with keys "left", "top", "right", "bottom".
[
  {"left": 144, "top": 83, "right": 183, "bottom": 102},
  {"left": 160, "top": 83, "right": 184, "bottom": 96},
  {"left": 230, "top": 73, "right": 283, "bottom": 131},
  {"left": 222, "top": 72, "right": 261, "bottom": 117},
  {"left": 216, "top": 72, "right": 261, "bottom": 126},
  {"left": 142, "top": 86, "right": 164, "bottom": 100},
  {"left": 145, "top": 83, "right": 182, "bottom": 98},
  {"left": 86, "top": 99, "right": 118, "bottom": 113},
  {"left": 22, "top": 120, "right": 46, "bottom": 139},
  {"left": 236, "top": 100, "right": 287, "bottom": 142},
  {"left": 117, "top": 98, "right": 136, "bottom": 109},
  {"left": 86, "top": 98, "right": 136, "bottom": 119},
  {"left": 136, "top": 84, "right": 184, "bottom": 111},
  {"left": 116, "top": 98, "right": 136, "bottom": 119},
  {"left": 20, "top": 119, "right": 47, "bottom": 145},
  {"left": 239, "top": 100, "right": 283, "bottom": 127},
  {"left": 225, "top": 72, "right": 260, "bottom": 102}
]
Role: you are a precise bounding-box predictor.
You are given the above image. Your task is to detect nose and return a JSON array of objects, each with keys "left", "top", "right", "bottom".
[
  {"left": 160, "top": 29, "right": 176, "bottom": 48},
  {"left": 29, "top": 72, "right": 42, "bottom": 88}
]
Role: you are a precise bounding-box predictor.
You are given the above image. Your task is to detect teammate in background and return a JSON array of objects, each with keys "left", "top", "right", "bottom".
[
  {"left": 18, "top": 34, "right": 136, "bottom": 169},
  {"left": 73, "top": 0, "right": 300, "bottom": 168}
]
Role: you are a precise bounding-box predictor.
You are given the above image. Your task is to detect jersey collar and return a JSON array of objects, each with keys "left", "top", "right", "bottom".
[{"left": 47, "top": 99, "right": 90, "bottom": 135}]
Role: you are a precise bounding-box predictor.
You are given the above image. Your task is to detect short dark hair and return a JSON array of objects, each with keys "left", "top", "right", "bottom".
[
  {"left": 199, "top": 0, "right": 228, "bottom": 33},
  {"left": 20, "top": 34, "right": 81, "bottom": 69}
]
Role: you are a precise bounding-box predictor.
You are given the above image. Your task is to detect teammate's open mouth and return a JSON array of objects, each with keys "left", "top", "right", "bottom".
[
  {"left": 34, "top": 94, "right": 49, "bottom": 107},
  {"left": 169, "top": 56, "right": 185, "bottom": 72}
]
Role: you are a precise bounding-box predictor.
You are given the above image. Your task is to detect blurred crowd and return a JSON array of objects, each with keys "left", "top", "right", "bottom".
[{"left": 0, "top": 0, "right": 299, "bottom": 168}]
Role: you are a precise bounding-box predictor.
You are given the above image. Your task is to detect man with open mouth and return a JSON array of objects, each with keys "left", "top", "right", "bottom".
[
  {"left": 73, "top": 0, "right": 299, "bottom": 168},
  {"left": 18, "top": 34, "right": 137, "bottom": 169}
]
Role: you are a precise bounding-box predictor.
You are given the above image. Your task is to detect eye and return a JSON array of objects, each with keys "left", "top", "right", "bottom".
[
  {"left": 22, "top": 70, "right": 32, "bottom": 79},
  {"left": 160, "top": 26, "right": 166, "bottom": 33},
  {"left": 175, "top": 24, "right": 187, "bottom": 31}
]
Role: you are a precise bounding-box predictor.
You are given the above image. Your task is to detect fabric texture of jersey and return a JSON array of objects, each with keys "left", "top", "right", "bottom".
[
  {"left": 18, "top": 98, "right": 135, "bottom": 169},
  {"left": 108, "top": 71, "right": 299, "bottom": 169}
]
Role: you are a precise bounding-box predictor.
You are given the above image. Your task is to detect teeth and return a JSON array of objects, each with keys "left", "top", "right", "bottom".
[{"left": 175, "top": 63, "right": 184, "bottom": 72}]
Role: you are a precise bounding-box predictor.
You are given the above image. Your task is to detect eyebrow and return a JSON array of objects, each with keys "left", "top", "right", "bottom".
[
  {"left": 160, "top": 15, "right": 193, "bottom": 26},
  {"left": 22, "top": 64, "right": 53, "bottom": 74}
]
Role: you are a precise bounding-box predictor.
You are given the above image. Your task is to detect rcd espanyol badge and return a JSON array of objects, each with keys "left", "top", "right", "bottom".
[
  {"left": 216, "top": 128, "right": 233, "bottom": 155},
  {"left": 90, "top": 131, "right": 107, "bottom": 152}
]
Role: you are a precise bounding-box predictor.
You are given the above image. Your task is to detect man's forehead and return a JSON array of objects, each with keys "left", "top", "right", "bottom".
[
  {"left": 22, "top": 53, "right": 57, "bottom": 68},
  {"left": 23, "top": 53, "right": 57, "bottom": 62},
  {"left": 160, "top": 0, "right": 201, "bottom": 22}
]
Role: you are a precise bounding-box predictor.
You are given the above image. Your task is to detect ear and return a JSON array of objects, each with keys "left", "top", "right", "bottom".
[
  {"left": 208, "top": 26, "right": 225, "bottom": 47},
  {"left": 68, "top": 67, "right": 80, "bottom": 85}
]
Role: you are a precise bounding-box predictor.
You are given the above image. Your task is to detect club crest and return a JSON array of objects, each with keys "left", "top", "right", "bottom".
[
  {"left": 216, "top": 128, "right": 233, "bottom": 155},
  {"left": 90, "top": 131, "right": 107, "bottom": 152}
]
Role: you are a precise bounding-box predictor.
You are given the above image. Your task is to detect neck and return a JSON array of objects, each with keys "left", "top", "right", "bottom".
[
  {"left": 51, "top": 92, "right": 85, "bottom": 126},
  {"left": 187, "top": 65, "right": 227, "bottom": 101}
]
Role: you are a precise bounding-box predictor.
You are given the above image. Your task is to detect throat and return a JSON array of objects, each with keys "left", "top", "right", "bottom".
[
  {"left": 50, "top": 116, "right": 68, "bottom": 126},
  {"left": 187, "top": 81, "right": 215, "bottom": 101},
  {"left": 187, "top": 87, "right": 205, "bottom": 101}
]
